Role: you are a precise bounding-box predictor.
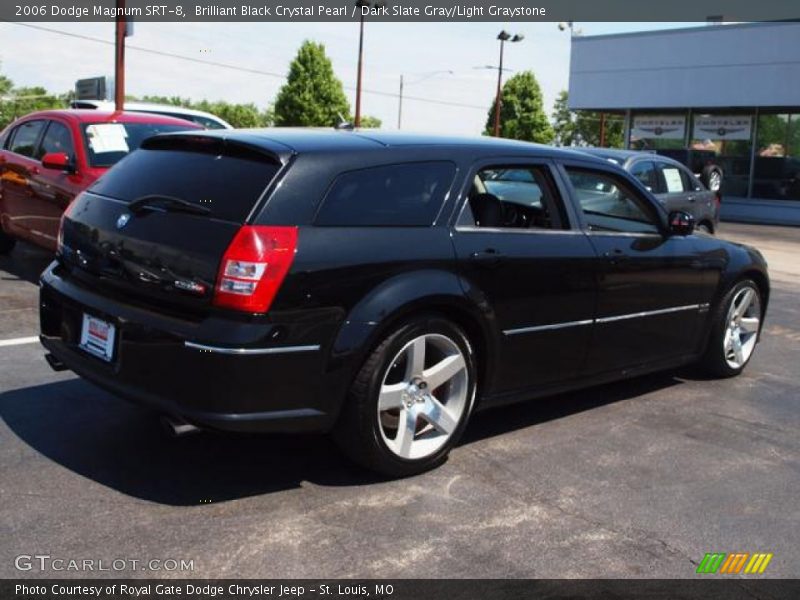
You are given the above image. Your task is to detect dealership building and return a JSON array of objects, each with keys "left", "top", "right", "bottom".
[{"left": 568, "top": 21, "right": 800, "bottom": 225}]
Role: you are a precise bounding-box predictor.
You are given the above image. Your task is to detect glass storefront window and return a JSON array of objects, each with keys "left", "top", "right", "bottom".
[
  {"left": 689, "top": 114, "right": 753, "bottom": 197},
  {"left": 754, "top": 113, "right": 800, "bottom": 201}
]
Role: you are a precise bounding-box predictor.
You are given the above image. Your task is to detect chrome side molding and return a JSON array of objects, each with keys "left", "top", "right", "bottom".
[
  {"left": 184, "top": 342, "right": 321, "bottom": 355},
  {"left": 504, "top": 303, "right": 710, "bottom": 336}
]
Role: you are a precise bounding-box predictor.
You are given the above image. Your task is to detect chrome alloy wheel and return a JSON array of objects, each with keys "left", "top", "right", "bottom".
[
  {"left": 708, "top": 170, "right": 722, "bottom": 192},
  {"left": 723, "top": 285, "right": 761, "bottom": 369},
  {"left": 377, "top": 334, "right": 469, "bottom": 460}
]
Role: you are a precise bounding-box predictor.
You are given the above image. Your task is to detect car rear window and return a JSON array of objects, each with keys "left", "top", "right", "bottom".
[
  {"left": 81, "top": 122, "right": 196, "bottom": 168},
  {"left": 88, "top": 136, "right": 281, "bottom": 223},
  {"left": 315, "top": 161, "right": 456, "bottom": 227}
]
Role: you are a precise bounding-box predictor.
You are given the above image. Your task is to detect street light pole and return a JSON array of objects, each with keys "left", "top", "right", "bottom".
[{"left": 492, "top": 31, "right": 523, "bottom": 138}]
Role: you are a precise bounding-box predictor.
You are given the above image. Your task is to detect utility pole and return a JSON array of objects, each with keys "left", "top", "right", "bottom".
[
  {"left": 114, "top": 0, "right": 126, "bottom": 111},
  {"left": 397, "top": 74, "right": 403, "bottom": 129}
]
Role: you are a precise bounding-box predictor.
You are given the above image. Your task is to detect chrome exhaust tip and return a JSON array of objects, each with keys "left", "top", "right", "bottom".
[
  {"left": 160, "top": 415, "right": 201, "bottom": 437},
  {"left": 44, "top": 353, "right": 68, "bottom": 372}
]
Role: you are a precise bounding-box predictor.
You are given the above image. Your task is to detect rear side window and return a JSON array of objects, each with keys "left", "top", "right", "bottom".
[
  {"left": 89, "top": 137, "right": 281, "bottom": 223},
  {"left": 315, "top": 162, "right": 456, "bottom": 227},
  {"left": 9, "top": 120, "right": 46, "bottom": 157}
]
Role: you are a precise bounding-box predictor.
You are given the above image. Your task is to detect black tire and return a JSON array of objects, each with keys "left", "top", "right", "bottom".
[
  {"left": 333, "top": 315, "right": 477, "bottom": 477},
  {"left": 0, "top": 228, "right": 16, "bottom": 255},
  {"left": 700, "top": 279, "right": 763, "bottom": 378},
  {"left": 701, "top": 165, "right": 723, "bottom": 193},
  {"left": 697, "top": 222, "right": 713, "bottom": 235}
]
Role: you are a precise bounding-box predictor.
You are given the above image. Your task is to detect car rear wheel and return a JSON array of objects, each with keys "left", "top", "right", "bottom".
[
  {"left": 0, "top": 228, "right": 16, "bottom": 254},
  {"left": 697, "top": 222, "right": 713, "bottom": 234},
  {"left": 702, "top": 166, "right": 723, "bottom": 193},
  {"left": 334, "top": 315, "right": 476, "bottom": 477},
  {"left": 700, "top": 279, "right": 762, "bottom": 377}
]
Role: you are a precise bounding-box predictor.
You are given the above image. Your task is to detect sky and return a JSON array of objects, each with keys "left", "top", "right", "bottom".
[{"left": 0, "top": 21, "right": 701, "bottom": 134}]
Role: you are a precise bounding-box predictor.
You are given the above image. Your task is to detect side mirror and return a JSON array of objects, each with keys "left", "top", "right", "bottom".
[
  {"left": 41, "top": 152, "right": 73, "bottom": 172},
  {"left": 668, "top": 210, "right": 695, "bottom": 236}
]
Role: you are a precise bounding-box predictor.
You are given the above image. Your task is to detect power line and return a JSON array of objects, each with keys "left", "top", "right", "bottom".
[{"left": 3, "top": 21, "right": 486, "bottom": 111}]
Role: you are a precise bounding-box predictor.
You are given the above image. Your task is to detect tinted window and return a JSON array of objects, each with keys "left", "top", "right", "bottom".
[
  {"left": 37, "top": 121, "right": 75, "bottom": 161},
  {"left": 316, "top": 162, "right": 455, "bottom": 227},
  {"left": 658, "top": 164, "right": 688, "bottom": 194},
  {"left": 679, "top": 167, "right": 704, "bottom": 192},
  {"left": 9, "top": 120, "right": 46, "bottom": 158},
  {"left": 630, "top": 161, "right": 659, "bottom": 192},
  {"left": 566, "top": 168, "right": 660, "bottom": 234},
  {"left": 89, "top": 137, "right": 281, "bottom": 223},
  {"left": 466, "top": 165, "right": 562, "bottom": 229},
  {"left": 81, "top": 122, "right": 194, "bottom": 168}
]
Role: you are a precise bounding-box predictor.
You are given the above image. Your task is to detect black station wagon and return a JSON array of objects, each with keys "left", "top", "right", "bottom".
[{"left": 40, "top": 130, "right": 769, "bottom": 476}]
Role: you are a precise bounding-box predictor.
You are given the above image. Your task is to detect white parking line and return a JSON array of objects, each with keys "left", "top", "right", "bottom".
[{"left": 0, "top": 336, "right": 40, "bottom": 347}]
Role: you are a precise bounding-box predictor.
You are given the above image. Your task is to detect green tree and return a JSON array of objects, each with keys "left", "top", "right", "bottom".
[
  {"left": 550, "top": 90, "right": 624, "bottom": 148},
  {"left": 575, "top": 111, "right": 624, "bottom": 148},
  {"left": 359, "top": 115, "right": 382, "bottom": 128},
  {"left": 274, "top": 40, "right": 350, "bottom": 127},
  {"left": 133, "top": 95, "right": 274, "bottom": 128},
  {"left": 551, "top": 90, "right": 576, "bottom": 146},
  {"left": 484, "top": 71, "right": 553, "bottom": 143}
]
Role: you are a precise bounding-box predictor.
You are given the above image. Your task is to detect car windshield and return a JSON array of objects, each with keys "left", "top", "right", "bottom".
[{"left": 81, "top": 122, "right": 194, "bottom": 168}]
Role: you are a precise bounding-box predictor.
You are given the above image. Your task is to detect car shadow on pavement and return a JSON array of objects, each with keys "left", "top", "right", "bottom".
[
  {"left": 461, "top": 371, "right": 684, "bottom": 445},
  {"left": 0, "top": 372, "right": 685, "bottom": 506},
  {"left": 0, "top": 242, "right": 54, "bottom": 285}
]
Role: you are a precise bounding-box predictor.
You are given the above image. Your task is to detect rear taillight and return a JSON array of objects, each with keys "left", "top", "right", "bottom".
[
  {"left": 212, "top": 226, "right": 298, "bottom": 313},
  {"left": 57, "top": 194, "right": 81, "bottom": 256}
]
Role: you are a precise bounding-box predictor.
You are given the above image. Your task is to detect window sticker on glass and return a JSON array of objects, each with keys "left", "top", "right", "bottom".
[
  {"left": 85, "top": 123, "right": 129, "bottom": 153},
  {"left": 662, "top": 168, "right": 684, "bottom": 193}
]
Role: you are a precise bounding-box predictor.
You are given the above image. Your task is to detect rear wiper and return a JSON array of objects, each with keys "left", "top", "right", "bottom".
[{"left": 128, "top": 194, "right": 211, "bottom": 216}]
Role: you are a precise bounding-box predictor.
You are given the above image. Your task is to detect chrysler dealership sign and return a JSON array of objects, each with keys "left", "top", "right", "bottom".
[
  {"left": 631, "top": 115, "right": 686, "bottom": 140},
  {"left": 693, "top": 115, "right": 753, "bottom": 140}
]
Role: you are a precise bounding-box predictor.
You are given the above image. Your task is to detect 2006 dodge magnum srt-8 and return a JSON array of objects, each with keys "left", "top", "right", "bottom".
[{"left": 40, "top": 130, "right": 769, "bottom": 476}]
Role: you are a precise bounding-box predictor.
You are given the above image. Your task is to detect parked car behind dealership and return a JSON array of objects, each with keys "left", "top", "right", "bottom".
[
  {"left": 579, "top": 148, "right": 720, "bottom": 233},
  {"left": 40, "top": 130, "right": 768, "bottom": 477},
  {"left": 0, "top": 109, "right": 200, "bottom": 253},
  {"left": 70, "top": 100, "right": 233, "bottom": 130}
]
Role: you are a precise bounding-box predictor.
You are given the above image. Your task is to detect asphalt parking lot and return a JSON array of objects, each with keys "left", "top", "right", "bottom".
[{"left": 1, "top": 223, "right": 798, "bottom": 579}]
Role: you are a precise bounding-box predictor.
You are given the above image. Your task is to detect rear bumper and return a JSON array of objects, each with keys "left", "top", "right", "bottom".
[{"left": 39, "top": 262, "right": 344, "bottom": 433}]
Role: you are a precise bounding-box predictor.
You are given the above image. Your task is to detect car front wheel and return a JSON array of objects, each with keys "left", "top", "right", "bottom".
[
  {"left": 701, "top": 279, "right": 763, "bottom": 377},
  {"left": 334, "top": 316, "right": 477, "bottom": 477}
]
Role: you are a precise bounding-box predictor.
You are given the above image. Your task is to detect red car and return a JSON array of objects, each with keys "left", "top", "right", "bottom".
[{"left": 0, "top": 110, "right": 201, "bottom": 253}]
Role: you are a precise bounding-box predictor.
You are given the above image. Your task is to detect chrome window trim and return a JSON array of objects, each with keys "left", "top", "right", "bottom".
[
  {"left": 454, "top": 225, "right": 584, "bottom": 235},
  {"left": 503, "top": 303, "right": 709, "bottom": 336},
  {"left": 184, "top": 342, "right": 321, "bottom": 355}
]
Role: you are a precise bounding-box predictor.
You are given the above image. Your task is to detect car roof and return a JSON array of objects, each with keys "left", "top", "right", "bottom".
[
  {"left": 156, "top": 127, "right": 614, "bottom": 163},
  {"left": 15, "top": 109, "right": 204, "bottom": 127},
  {"left": 71, "top": 100, "right": 233, "bottom": 128},
  {"left": 576, "top": 147, "right": 658, "bottom": 163}
]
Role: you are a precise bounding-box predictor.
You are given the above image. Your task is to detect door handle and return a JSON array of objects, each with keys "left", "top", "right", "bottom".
[
  {"left": 687, "top": 195, "right": 696, "bottom": 203},
  {"left": 470, "top": 248, "right": 505, "bottom": 266},
  {"left": 603, "top": 248, "right": 628, "bottom": 264}
]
